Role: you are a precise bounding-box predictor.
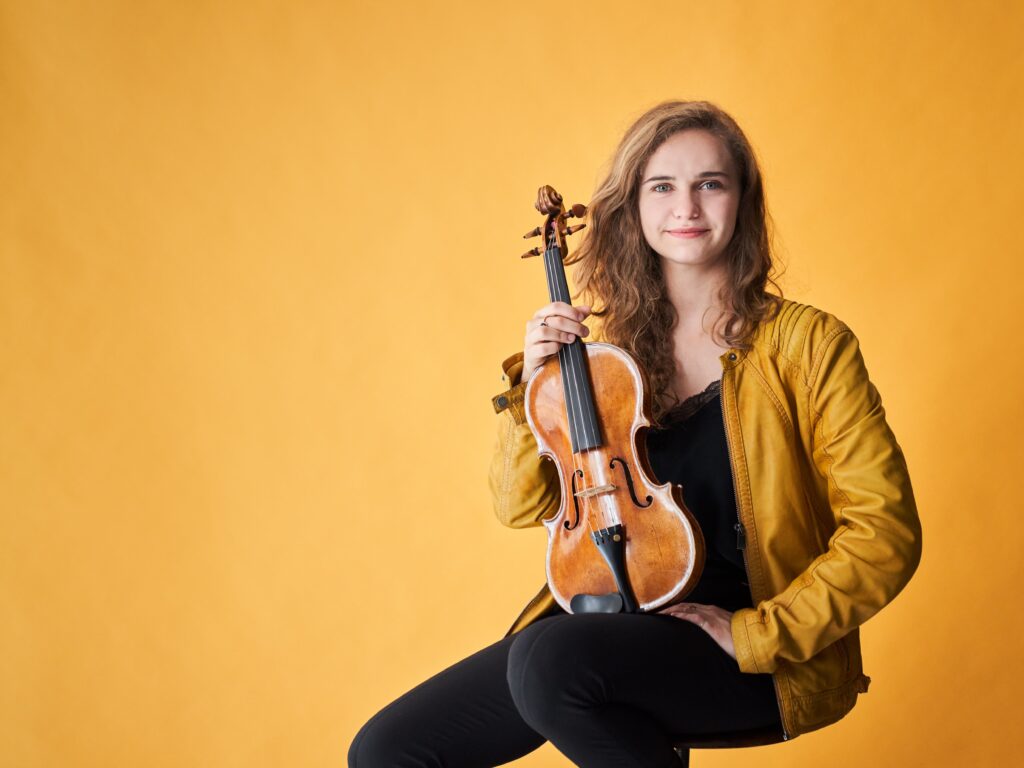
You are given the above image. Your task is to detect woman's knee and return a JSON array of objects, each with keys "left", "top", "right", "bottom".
[
  {"left": 506, "top": 615, "right": 596, "bottom": 728},
  {"left": 347, "top": 707, "right": 410, "bottom": 768},
  {"left": 346, "top": 717, "right": 378, "bottom": 768}
]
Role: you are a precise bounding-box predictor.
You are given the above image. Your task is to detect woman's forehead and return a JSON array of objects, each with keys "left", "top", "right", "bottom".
[{"left": 645, "top": 130, "right": 735, "bottom": 175}]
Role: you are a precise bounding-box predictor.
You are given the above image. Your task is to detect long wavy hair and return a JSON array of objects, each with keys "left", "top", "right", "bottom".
[{"left": 569, "top": 100, "right": 784, "bottom": 424}]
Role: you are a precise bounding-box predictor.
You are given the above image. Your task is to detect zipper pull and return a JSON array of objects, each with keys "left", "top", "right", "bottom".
[{"left": 734, "top": 522, "right": 747, "bottom": 550}]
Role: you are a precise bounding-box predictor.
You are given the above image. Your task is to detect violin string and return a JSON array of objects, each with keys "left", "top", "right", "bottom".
[
  {"left": 566, "top": 322, "right": 607, "bottom": 530},
  {"left": 558, "top": 247, "right": 593, "bottom": 530},
  {"left": 569, "top": 326, "right": 601, "bottom": 532},
  {"left": 546, "top": 231, "right": 595, "bottom": 538},
  {"left": 555, "top": 225, "right": 603, "bottom": 532}
]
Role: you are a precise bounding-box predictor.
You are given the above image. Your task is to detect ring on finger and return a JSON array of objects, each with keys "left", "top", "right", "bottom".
[{"left": 540, "top": 315, "right": 551, "bottom": 327}]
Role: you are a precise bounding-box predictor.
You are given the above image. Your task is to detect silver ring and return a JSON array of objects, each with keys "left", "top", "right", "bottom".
[{"left": 540, "top": 316, "right": 550, "bottom": 327}]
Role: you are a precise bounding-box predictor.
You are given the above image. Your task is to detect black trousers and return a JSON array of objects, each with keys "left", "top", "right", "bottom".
[{"left": 348, "top": 611, "right": 782, "bottom": 767}]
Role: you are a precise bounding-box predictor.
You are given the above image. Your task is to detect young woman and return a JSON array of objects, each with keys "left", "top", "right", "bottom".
[{"left": 348, "top": 100, "right": 922, "bottom": 767}]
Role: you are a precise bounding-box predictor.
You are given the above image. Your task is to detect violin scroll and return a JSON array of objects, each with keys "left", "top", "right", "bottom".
[{"left": 519, "top": 186, "right": 588, "bottom": 260}]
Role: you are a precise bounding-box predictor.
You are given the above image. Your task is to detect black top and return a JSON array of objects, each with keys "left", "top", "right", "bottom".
[{"left": 644, "top": 380, "right": 754, "bottom": 612}]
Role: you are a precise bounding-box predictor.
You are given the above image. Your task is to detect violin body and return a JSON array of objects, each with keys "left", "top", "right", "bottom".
[{"left": 526, "top": 341, "right": 705, "bottom": 613}]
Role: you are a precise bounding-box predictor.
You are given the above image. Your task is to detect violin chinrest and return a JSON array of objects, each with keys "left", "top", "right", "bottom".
[{"left": 569, "top": 592, "right": 625, "bottom": 614}]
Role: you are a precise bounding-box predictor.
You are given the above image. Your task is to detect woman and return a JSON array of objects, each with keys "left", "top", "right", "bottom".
[{"left": 348, "top": 100, "right": 922, "bottom": 767}]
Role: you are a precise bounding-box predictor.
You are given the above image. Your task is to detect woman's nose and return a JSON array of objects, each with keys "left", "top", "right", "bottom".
[{"left": 672, "top": 192, "right": 701, "bottom": 219}]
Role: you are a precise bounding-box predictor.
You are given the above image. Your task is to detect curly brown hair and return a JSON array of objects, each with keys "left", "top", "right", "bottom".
[{"left": 569, "top": 100, "right": 784, "bottom": 424}]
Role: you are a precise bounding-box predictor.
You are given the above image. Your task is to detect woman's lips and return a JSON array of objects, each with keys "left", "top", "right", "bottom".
[{"left": 666, "top": 228, "right": 709, "bottom": 238}]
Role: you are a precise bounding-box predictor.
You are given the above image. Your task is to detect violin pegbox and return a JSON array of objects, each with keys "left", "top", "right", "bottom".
[{"left": 520, "top": 185, "right": 587, "bottom": 259}]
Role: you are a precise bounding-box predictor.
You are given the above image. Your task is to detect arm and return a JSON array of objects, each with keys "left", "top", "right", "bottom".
[
  {"left": 488, "top": 352, "right": 561, "bottom": 529},
  {"left": 731, "top": 325, "right": 923, "bottom": 674}
]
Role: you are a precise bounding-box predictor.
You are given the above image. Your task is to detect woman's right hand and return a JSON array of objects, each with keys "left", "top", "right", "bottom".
[{"left": 521, "top": 302, "right": 592, "bottom": 383}]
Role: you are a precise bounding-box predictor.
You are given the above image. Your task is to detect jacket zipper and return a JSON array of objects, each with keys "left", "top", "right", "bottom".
[{"left": 720, "top": 358, "right": 790, "bottom": 741}]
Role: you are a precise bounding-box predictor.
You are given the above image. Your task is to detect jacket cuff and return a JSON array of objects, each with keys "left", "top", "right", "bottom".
[
  {"left": 731, "top": 607, "right": 763, "bottom": 674},
  {"left": 491, "top": 352, "right": 528, "bottom": 425},
  {"left": 492, "top": 382, "right": 528, "bottom": 425}
]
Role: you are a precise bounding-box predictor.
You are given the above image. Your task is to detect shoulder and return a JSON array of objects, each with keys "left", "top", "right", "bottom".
[
  {"left": 752, "top": 297, "right": 851, "bottom": 353},
  {"left": 748, "top": 297, "right": 858, "bottom": 384}
]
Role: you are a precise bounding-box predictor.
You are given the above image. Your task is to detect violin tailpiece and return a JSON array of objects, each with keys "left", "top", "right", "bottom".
[{"left": 589, "top": 524, "right": 640, "bottom": 614}]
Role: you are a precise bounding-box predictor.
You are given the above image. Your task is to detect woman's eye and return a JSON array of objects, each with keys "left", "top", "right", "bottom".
[
  {"left": 700, "top": 180, "right": 722, "bottom": 190},
  {"left": 652, "top": 183, "right": 671, "bottom": 193}
]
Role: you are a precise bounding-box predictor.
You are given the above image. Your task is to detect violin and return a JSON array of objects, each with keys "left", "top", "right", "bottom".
[{"left": 520, "top": 185, "right": 705, "bottom": 614}]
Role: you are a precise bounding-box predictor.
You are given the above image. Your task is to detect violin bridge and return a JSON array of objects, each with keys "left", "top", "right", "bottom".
[{"left": 574, "top": 483, "right": 617, "bottom": 498}]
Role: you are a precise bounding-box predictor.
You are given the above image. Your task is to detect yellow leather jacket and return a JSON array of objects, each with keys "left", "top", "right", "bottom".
[{"left": 488, "top": 299, "right": 922, "bottom": 739}]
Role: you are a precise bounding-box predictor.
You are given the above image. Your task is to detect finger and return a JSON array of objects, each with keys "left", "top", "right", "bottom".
[
  {"left": 528, "top": 342, "right": 562, "bottom": 359},
  {"left": 531, "top": 302, "right": 571, "bottom": 320},
  {"left": 526, "top": 316, "right": 570, "bottom": 335},
  {"left": 527, "top": 325, "right": 577, "bottom": 346},
  {"left": 533, "top": 302, "right": 593, "bottom": 323},
  {"left": 528, "top": 316, "right": 565, "bottom": 334},
  {"left": 657, "top": 605, "right": 699, "bottom": 620},
  {"left": 536, "top": 315, "right": 591, "bottom": 337},
  {"left": 659, "top": 606, "right": 700, "bottom": 618},
  {"left": 658, "top": 604, "right": 709, "bottom": 623}
]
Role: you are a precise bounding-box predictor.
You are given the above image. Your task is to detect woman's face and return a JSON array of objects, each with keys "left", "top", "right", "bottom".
[{"left": 638, "top": 129, "right": 741, "bottom": 271}]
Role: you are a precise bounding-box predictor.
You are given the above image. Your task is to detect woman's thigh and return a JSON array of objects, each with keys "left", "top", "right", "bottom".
[
  {"left": 507, "top": 612, "right": 781, "bottom": 737},
  {"left": 347, "top": 632, "right": 545, "bottom": 768}
]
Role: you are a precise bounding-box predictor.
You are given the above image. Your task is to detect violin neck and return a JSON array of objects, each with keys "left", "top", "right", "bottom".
[{"left": 543, "top": 243, "right": 603, "bottom": 453}]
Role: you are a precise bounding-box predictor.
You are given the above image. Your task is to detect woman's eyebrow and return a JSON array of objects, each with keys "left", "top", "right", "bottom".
[{"left": 642, "top": 171, "right": 730, "bottom": 184}]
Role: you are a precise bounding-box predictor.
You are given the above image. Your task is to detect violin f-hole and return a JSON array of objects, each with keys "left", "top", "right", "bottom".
[
  {"left": 609, "top": 458, "right": 653, "bottom": 508},
  {"left": 566, "top": 469, "right": 585, "bottom": 530}
]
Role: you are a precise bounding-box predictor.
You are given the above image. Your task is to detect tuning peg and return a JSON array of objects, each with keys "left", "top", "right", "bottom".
[
  {"left": 521, "top": 247, "right": 542, "bottom": 259},
  {"left": 522, "top": 226, "right": 542, "bottom": 239},
  {"left": 561, "top": 224, "right": 586, "bottom": 236},
  {"left": 565, "top": 203, "right": 588, "bottom": 219}
]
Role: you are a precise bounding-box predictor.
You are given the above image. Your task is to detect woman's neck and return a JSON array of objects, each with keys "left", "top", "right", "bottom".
[{"left": 662, "top": 260, "right": 730, "bottom": 340}]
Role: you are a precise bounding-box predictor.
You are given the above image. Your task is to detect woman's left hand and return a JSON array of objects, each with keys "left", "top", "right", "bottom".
[{"left": 657, "top": 602, "right": 736, "bottom": 660}]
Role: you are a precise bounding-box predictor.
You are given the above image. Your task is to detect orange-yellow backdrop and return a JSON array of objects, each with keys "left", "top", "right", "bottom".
[{"left": 2, "top": 1, "right": 1022, "bottom": 766}]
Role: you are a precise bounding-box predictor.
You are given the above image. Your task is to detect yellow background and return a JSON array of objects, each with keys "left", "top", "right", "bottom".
[{"left": 2, "top": 1, "right": 1022, "bottom": 766}]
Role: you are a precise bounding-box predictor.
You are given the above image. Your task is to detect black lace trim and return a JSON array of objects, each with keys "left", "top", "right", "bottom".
[{"left": 661, "top": 379, "right": 722, "bottom": 425}]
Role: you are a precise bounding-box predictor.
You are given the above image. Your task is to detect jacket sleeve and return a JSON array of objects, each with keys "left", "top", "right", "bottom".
[
  {"left": 730, "top": 324, "right": 923, "bottom": 674},
  {"left": 488, "top": 352, "right": 561, "bottom": 529}
]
